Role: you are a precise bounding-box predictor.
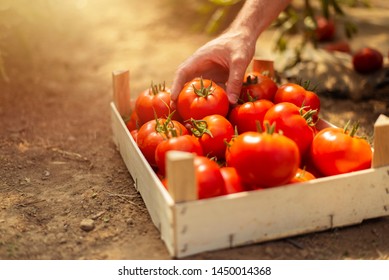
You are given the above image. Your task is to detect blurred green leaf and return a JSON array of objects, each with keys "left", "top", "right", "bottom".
[{"left": 209, "top": 0, "right": 242, "bottom": 6}]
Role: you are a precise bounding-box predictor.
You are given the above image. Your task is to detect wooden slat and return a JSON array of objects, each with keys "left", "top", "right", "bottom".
[
  {"left": 372, "top": 114, "right": 389, "bottom": 168},
  {"left": 173, "top": 166, "right": 389, "bottom": 258},
  {"left": 112, "top": 70, "right": 131, "bottom": 118},
  {"left": 166, "top": 151, "right": 197, "bottom": 203},
  {"left": 252, "top": 58, "right": 275, "bottom": 79}
]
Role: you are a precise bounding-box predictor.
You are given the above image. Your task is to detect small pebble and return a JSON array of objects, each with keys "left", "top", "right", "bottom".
[{"left": 80, "top": 218, "right": 95, "bottom": 232}]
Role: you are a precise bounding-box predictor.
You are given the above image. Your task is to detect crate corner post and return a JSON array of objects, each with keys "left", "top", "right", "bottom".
[{"left": 372, "top": 114, "right": 389, "bottom": 168}]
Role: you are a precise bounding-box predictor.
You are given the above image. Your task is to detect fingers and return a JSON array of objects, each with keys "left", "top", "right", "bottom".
[{"left": 226, "top": 64, "right": 245, "bottom": 104}]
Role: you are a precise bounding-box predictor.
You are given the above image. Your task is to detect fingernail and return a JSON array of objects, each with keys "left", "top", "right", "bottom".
[{"left": 228, "top": 94, "right": 239, "bottom": 104}]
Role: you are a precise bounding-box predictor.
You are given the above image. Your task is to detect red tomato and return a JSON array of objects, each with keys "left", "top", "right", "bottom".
[
  {"left": 315, "top": 15, "right": 335, "bottom": 42},
  {"left": 136, "top": 118, "right": 188, "bottom": 168},
  {"left": 225, "top": 129, "right": 300, "bottom": 188},
  {"left": 310, "top": 124, "right": 372, "bottom": 176},
  {"left": 240, "top": 72, "right": 278, "bottom": 102},
  {"left": 352, "top": 47, "right": 383, "bottom": 74},
  {"left": 189, "top": 114, "right": 234, "bottom": 160},
  {"left": 274, "top": 83, "right": 320, "bottom": 117},
  {"left": 130, "top": 129, "right": 138, "bottom": 141},
  {"left": 194, "top": 156, "right": 225, "bottom": 199},
  {"left": 135, "top": 82, "right": 175, "bottom": 125},
  {"left": 263, "top": 102, "right": 317, "bottom": 158},
  {"left": 125, "top": 110, "right": 139, "bottom": 131},
  {"left": 220, "top": 167, "right": 246, "bottom": 194},
  {"left": 176, "top": 77, "right": 229, "bottom": 121},
  {"left": 155, "top": 135, "right": 203, "bottom": 176},
  {"left": 289, "top": 168, "right": 316, "bottom": 184},
  {"left": 228, "top": 99, "right": 274, "bottom": 134}
]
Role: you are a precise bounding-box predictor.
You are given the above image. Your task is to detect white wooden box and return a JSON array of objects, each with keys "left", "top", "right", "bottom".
[{"left": 110, "top": 70, "right": 389, "bottom": 258}]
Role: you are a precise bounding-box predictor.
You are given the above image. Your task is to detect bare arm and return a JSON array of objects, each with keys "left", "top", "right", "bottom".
[{"left": 171, "top": 0, "right": 291, "bottom": 104}]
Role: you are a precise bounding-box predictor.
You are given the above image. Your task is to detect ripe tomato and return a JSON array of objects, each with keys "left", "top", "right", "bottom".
[
  {"left": 225, "top": 128, "right": 300, "bottom": 188},
  {"left": 189, "top": 114, "right": 234, "bottom": 160},
  {"left": 289, "top": 168, "right": 316, "bottom": 184},
  {"left": 135, "top": 82, "right": 175, "bottom": 125},
  {"left": 155, "top": 135, "right": 203, "bottom": 176},
  {"left": 315, "top": 15, "right": 335, "bottom": 42},
  {"left": 263, "top": 102, "right": 317, "bottom": 158},
  {"left": 274, "top": 83, "right": 320, "bottom": 118},
  {"left": 125, "top": 110, "right": 139, "bottom": 131},
  {"left": 194, "top": 156, "right": 225, "bottom": 199},
  {"left": 352, "top": 47, "right": 383, "bottom": 74},
  {"left": 228, "top": 99, "right": 274, "bottom": 134},
  {"left": 220, "top": 166, "right": 247, "bottom": 194},
  {"left": 240, "top": 72, "right": 278, "bottom": 102},
  {"left": 310, "top": 124, "right": 372, "bottom": 176},
  {"left": 136, "top": 118, "right": 188, "bottom": 168},
  {"left": 176, "top": 77, "right": 229, "bottom": 121}
]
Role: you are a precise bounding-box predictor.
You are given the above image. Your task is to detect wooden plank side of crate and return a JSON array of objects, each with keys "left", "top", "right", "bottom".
[
  {"left": 173, "top": 167, "right": 389, "bottom": 258},
  {"left": 110, "top": 102, "right": 176, "bottom": 255}
]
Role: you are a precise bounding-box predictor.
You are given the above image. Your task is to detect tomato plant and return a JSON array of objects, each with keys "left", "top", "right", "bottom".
[
  {"left": 136, "top": 118, "right": 188, "bottom": 168},
  {"left": 239, "top": 72, "right": 278, "bottom": 102},
  {"left": 194, "top": 156, "right": 225, "bottom": 199},
  {"left": 274, "top": 83, "right": 320, "bottom": 118},
  {"left": 352, "top": 47, "right": 383, "bottom": 74},
  {"left": 189, "top": 114, "right": 234, "bottom": 160},
  {"left": 228, "top": 99, "right": 274, "bottom": 134},
  {"left": 176, "top": 77, "right": 229, "bottom": 121},
  {"left": 135, "top": 82, "right": 176, "bottom": 125},
  {"left": 225, "top": 124, "right": 300, "bottom": 188},
  {"left": 155, "top": 135, "right": 203, "bottom": 176},
  {"left": 220, "top": 167, "right": 247, "bottom": 194},
  {"left": 263, "top": 102, "right": 317, "bottom": 158},
  {"left": 310, "top": 122, "right": 372, "bottom": 176}
]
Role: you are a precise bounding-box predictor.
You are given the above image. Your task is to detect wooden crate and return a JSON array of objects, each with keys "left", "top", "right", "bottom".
[{"left": 111, "top": 70, "right": 389, "bottom": 258}]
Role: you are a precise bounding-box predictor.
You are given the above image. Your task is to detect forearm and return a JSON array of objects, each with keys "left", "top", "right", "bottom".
[{"left": 228, "top": 0, "right": 291, "bottom": 42}]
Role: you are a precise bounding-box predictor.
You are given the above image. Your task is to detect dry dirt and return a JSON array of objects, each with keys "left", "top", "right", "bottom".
[{"left": 1, "top": 0, "right": 389, "bottom": 260}]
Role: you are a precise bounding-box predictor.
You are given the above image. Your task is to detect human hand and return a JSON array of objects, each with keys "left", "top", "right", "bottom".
[{"left": 170, "top": 30, "right": 256, "bottom": 104}]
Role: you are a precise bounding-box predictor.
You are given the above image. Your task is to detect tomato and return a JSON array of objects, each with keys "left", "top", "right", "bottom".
[
  {"left": 130, "top": 129, "right": 138, "bottom": 141},
  {"left": 289, "top": 168, "right": 316, "bottom": 184},
  {"left": 135, "top": 82, "right": 176, "bottom": 125},
  {"left": 240, "top": 72, "right": 278, "bottom": 102},
  {"left": 155, "top": 135, "right": 203, "bottom": 176},
  {"left": 189, "top": 114, "right": 234, "bottom": 160},
  {"left": 228, "top": 99, "right": 274, "bottom": 134},
  {"left": 136, "top": 118, "right": 188, "bottom": 168},
  {"left": 315, "top": 15, "right": 335, "bottom": 42},
  {"left": 352, "top": 47, "right": 383, "bottom": 74},
  {"left": 176, "top": 77, "right": 229, "bottom": 121},
  {"left": 225, "top": 127, "right": 300, "bottom": 188},
  {"left": 263, "top": 102, "right": 317, "bottom": 158},
  {"left": 274, "top": 83, "right": 320, "bottom": 118},
  {"left": 125, "top": 110, "right": 139, "bottom": 131},
  {"left": 194, "top": 156, "right": 225, "bottom": 199},
  {"left": 310, "top": 123, "right": 372, "bottom": 176},
  {"left": 220, "top": 167, "right": 247, "bottom": 194}
]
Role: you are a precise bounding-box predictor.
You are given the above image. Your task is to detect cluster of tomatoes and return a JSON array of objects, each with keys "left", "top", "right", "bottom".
[{"left": 125, "top": 73, "right": 373, "bottom": 200}]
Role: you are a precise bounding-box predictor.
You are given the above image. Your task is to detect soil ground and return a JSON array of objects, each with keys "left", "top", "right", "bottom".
[{"left": 1, "top": 0, "right": 389, "bottom": 260}]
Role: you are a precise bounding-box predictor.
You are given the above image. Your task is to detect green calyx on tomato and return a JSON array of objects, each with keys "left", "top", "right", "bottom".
[
  {"left": 154, "top": 111, "right": 183, "bottom": 139},
  {"left": 299, "top": 106, "right": 318, "bottom": 126},
  {"left": 192, "top": 77, "right": 215, "bottom": 98},
  {"left": 188, "top": 118, "right": 213, "bottom": 138},
  {"left": 149, "top": 81, "right": 167, "bottom": 96}
]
